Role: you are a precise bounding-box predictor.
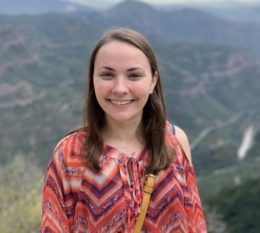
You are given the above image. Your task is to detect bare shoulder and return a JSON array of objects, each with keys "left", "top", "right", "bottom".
[{"left": 174, "top": 125, "right": 193, "bottom": 165}]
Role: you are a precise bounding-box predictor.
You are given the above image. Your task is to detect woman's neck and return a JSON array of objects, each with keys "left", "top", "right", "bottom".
[{"left": 102, "top": 117, "right": 144, "bottom": 153}]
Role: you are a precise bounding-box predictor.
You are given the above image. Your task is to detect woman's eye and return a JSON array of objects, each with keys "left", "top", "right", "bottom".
[
  {"left": 100, "top": 72, "right": 114, "bottom": 79},
  {"left": 129, "top": 73, "right": 142, "bottom": 80}
]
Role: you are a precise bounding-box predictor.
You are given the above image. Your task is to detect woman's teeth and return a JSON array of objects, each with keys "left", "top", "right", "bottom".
[{"left": 110, "top": 99, "right": 133, "bottom": 107}]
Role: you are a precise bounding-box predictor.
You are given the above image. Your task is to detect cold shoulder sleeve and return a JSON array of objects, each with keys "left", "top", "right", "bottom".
[
  {"left": 167, "top": 121, "right": 207, "bottom": 232},
  {"left": 181, "top": 147, "right": 207, "bottom": 233},
  {"left": 41, "top": 139, "right": 71, "bottom": 233}
]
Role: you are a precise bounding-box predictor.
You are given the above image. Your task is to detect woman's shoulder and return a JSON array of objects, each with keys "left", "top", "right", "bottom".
[
  {"left": 52, "top": 129, "right": 87, "bottom": 164},
  {"left": 45, "top": 129, "right": 88, "bottom": 192},
  {"left": 55, "top": 129, "right": 86, "bottom": 149},
  {"left": 174, "top": 125, "right": 193, "bottom": 165},
  {"left": 166, "top": 122, "right": 193, "bottom": 165}
]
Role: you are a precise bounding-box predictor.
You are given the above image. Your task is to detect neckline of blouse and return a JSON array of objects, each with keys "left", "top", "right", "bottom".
[{"left": 102, "top": 143, "right": 148, "bottom": 161}]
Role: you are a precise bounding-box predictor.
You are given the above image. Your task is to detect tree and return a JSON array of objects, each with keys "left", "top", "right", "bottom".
[{"left": 0, "top": 155, "right": 43, "bottom": 233}]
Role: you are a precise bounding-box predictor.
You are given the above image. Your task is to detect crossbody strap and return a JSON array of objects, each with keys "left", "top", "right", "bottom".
[{"left": 133, "top": 174, "right": 156, "bottom": 233}]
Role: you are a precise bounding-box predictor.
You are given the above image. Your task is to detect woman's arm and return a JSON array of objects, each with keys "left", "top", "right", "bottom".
[
  {"left": 174, "top": 125, "right": 193, "bottom": 165},
  {"left": 174, "top": 125, "right": 207, "bottom": 233},
  {"left": 42, "top": 143, "right": 70, "bottom": 233}
]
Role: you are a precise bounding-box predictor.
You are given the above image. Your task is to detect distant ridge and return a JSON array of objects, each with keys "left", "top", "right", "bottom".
[
  {"left": 0, "top": 0, "right": 259, "bottom": 174},
  {"left": 109, "top": 0, "right": 156, "bottom": 11},
  {"left": 0, "top": 0, "right": 92, "bottom": 15}
]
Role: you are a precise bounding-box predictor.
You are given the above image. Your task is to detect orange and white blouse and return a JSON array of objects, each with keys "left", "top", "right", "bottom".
[{"left": 42, "top": 123, "right": 207, "bottom": 232}]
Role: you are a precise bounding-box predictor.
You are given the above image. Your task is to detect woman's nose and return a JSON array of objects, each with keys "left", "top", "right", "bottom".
[{"left": 112, "top": 77, "right": 129, "bottom": 94}]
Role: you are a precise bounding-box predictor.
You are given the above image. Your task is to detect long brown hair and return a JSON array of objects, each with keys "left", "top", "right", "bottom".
[{"left": 82, "top": 28, "right": 175, "bottom": 175}]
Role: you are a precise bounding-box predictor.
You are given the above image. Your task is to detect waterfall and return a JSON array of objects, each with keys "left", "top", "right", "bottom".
[{"left": 237, "top": 125, "right": 255, "bottom": 161}]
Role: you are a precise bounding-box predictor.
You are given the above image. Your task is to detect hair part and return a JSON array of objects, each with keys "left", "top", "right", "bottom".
[{"left": 82, "top": 27, "right": 175, "bottom": 175}]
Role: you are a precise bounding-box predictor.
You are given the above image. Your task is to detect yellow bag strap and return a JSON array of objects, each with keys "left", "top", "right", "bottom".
[{"left": 133, "top": 174, "right": 156, "bottom": 233}]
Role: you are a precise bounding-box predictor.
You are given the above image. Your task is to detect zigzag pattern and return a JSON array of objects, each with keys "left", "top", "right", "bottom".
[{"left": 42, "top": 124, "right": 207, "bottom": 232}]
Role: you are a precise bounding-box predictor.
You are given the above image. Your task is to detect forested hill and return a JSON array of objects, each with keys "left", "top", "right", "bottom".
[{"left": 0, "top": 0, "right": 259, "bottom": 172}]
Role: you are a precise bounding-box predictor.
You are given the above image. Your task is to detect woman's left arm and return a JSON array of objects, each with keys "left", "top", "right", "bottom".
[{"left": 175, "top": 126, "right": 207, "bottom": 233}]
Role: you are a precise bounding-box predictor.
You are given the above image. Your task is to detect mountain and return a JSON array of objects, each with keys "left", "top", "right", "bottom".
[
  {"left": 198, "top": 4, "right": 260, "bottom": 23},
  {"left": 208, "top": 177, "right": 260, "bottom": 233},
  {"left": 103, "top": 0, "right": 163, "bottom": 40},
  {"left": 104, "top": 1, "right": 260, "bottom": 59},
  {"left": 0, "top": 6, "right": 259, "bottom": 172},
  {"left": 0, "top": 0, "right": 91, "bottom": 15},
  {"left": 155, "top": 2, "right": 260, "bottom": 22},
  {"left": 1, "top": 0, "right": 260, "bottom": 58},
  {"left": 0, "top": 1, "right": 260, "bottom": 232}
]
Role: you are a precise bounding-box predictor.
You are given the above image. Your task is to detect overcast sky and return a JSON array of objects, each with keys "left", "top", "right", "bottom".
[{"left": 68, "top": 0, "right": 260, "bottom": 5}]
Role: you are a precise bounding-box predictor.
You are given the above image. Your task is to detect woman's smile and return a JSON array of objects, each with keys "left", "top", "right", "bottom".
[{"left": 108, "top": 99, "right": 135, "bottom": 108}]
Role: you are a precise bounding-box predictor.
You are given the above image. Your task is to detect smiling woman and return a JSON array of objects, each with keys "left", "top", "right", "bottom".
[
  {"left": 93, "top": 40, "right": 157, "bottom": 127},
  {"left": 41, "top": 28, "right": 207, "bottom": 233}
]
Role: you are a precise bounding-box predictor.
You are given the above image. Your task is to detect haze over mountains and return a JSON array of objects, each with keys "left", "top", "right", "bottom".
[
  {"left": 0, "top": 0, "right": 92, "bottom": 14},
  {"left": 1, "top": 0, "right": 259, "bottom": 179},
  {"left": 2, "top": 0, "right": 260, "bottom": 58},
  {"left": 0, "top": 0, "right": 260, "bottom": 232}
]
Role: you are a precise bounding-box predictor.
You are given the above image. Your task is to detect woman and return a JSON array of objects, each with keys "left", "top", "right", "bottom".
[{"left": 42, "top": 28, "right": 207, "bottom": 233}]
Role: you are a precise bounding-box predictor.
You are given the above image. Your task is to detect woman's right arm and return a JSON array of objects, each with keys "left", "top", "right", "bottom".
[{"left": 42, "top": 143, "right": 70, "bottom": 233}]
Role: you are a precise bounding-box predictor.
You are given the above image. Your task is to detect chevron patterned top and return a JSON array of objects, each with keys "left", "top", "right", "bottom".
[{"left": 42, "top": 122, "right": 207, "bottom": 232}]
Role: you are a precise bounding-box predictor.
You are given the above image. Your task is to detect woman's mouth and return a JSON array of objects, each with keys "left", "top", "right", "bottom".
[{"left": 109, "top": 99, "right": 134, "bottom": 108}]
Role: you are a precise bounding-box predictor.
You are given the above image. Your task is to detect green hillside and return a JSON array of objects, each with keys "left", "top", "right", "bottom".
[
  {"left": 207, "top": 178, "right": 260, "bottom": 233},
  {"left": 0, "top": 6, "right": 259, "bottom": 169},
  {"left": 0, "top": 1, "right": 260, "bottom": 232},
  {"left": 0, "top": 157, "right": 42, "bottom": 233}
]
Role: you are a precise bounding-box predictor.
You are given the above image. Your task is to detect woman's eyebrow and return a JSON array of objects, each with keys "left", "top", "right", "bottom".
[
  {"left": 127, "top": 67, "right": 143, "bottom": 72},
  {"left": 98, "top": 66, "right": 114, "bottom": 71}
]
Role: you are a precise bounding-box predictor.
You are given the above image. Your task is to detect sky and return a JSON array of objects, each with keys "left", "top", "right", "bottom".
[{"left": 68, "top": 0, "right": 260, "bottom": 6}]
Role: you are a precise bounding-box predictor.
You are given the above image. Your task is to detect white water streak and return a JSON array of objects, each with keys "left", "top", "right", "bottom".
[{"left": 237, "top": 125, "right": 255, "bottom": 161}]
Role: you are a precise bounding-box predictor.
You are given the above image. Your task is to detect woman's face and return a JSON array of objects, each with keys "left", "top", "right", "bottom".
[{"left": 93, "top": 40, "right": 157, "bottom": 126}]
